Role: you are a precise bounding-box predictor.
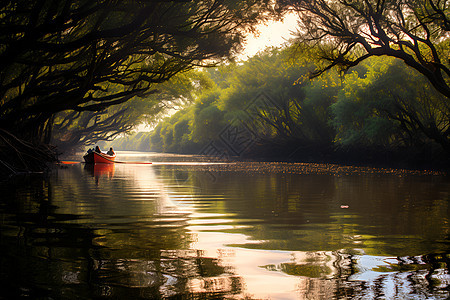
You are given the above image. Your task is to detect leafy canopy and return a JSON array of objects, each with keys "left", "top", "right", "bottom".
[
  {"left": 287, "top": 0, "right": 450, "bottom": 98},
  {"left": 0, "top": 0, "right": 279, "bottom": 144}
]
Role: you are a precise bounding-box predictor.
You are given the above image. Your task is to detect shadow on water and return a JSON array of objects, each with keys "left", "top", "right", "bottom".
[{"left": 0, "top": 155, "right": 449, "bottom": 299}]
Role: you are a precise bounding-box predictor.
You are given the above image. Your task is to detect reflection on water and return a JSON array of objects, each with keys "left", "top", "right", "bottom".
[
  {"left": 84, "top": 163, "right": 115, "bottom": 186},
  {"left": 0, "top": 152, "right": 449, "bottom": 299}
]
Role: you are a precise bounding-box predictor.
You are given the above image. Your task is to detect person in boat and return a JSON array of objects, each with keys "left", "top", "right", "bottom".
[
  {"left": 87, "top": 148, "right": 93, "bottom": 154},
  {"left": 106, "top": 147, "right": 115, "bottom": 156},
  {"left": 95, "top": 146, "right": 102, "bottom": 153}
]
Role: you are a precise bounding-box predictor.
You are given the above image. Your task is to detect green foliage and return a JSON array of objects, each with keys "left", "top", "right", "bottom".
[
  {"left": 143, "top": 45, "right": 339, "bottom": 155},
  {"left": 332, "top": 57, "right": 399, "bottom": 147},
  {"left": 150, "top": 124, "right": 164, "bottom": 152},
  {"left": 192, "top": 90, "right": 226, "bottom": 143},
  {"left": 144, "top": 43, "right": 449, "bottom": 160},
  {"left": 291, "top": 0, "right": 450, "bottom": 99},
  {"left": 332, "top": 56, "right": 449, "bottom": 151}
]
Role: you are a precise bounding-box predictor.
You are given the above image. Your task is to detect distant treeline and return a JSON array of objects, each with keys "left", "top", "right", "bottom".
[
  {"left": 106, "top": 46, "right": 449, "bottom": 168},
  {"left": 99, "top": 131, "right": 152, "bottom": 152}
]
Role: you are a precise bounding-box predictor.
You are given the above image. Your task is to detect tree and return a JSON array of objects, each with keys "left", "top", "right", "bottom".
[
  {"left": 51, "top": 70, "right": 207, "bottom": 152},
  {"left": 0, "top": 0, "right": 279, "bottom": 174},
  {"left": 219, "top": 47, "right": 336, "bottom": 148},
  {"left": 287, "top": 0, "right": 450, "bottom": 99},
  {"left": 145, "top": 46, "right": 339, "bottom": 157},
  {"left": 332, "top": 56, "right": 450, "bottom": 153},
  {"left": 0, "top": 0, "right": 278, "bottom": 144}
]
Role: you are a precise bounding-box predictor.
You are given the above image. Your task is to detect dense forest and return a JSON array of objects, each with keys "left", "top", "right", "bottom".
[
  {"left": 0, "top": 0, "right": 281, "bottom": 175},
  {"left": 1, "top": 0, "right": 449, "bottom": 174},
  {"left": 105, "top": 46, "right": 449, "bottom": 168}
]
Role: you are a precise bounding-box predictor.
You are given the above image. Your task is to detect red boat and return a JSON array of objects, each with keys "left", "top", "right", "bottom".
[{"left": 83, "top": 151, "right": 116, "bottom": 164}]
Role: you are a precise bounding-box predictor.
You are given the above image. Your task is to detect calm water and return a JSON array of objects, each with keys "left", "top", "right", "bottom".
[{"left": 0, "top": 152, "right": 449, "bottom": 299}]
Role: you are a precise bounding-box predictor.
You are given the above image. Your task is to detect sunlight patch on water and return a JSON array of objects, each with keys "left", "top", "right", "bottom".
[
  {"left": 188, "top": 231, "right": 332, "bottom": 299},
  {"left": 187, "top": 225, "right": 240, "bottom": 231},
  {"left": 151, "top": 162, "right": 228, "bottom": 166}
]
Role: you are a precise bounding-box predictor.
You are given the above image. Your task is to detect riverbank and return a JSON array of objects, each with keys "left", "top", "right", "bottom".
[
  {"left": 233, "top": 142, "right": 450, "bottom": 173},
  {"left": 139, "top": 145, "right": 449, "bottom": 175}
]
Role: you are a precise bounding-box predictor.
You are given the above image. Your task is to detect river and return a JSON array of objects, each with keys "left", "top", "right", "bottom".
[{"left": 0, "top": 151, "right": 449, "bottom": 299}]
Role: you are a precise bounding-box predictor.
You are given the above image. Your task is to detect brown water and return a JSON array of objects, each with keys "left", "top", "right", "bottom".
[{"left": 0, "top": 152, "right": 449, "bottom": 299}]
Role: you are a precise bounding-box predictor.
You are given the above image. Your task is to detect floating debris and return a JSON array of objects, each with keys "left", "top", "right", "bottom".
[{"left": 156, "top": 161, "right": 445, "bottom": 176}]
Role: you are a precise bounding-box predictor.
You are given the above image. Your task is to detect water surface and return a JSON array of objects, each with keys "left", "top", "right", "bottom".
[{"left": 1, "top": 152, "right": 449, "bottom": 299}]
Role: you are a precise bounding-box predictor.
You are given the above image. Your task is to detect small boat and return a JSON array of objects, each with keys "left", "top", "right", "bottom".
[{"left": 83, "top": 151, "right": 116, "bottom": 164}]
